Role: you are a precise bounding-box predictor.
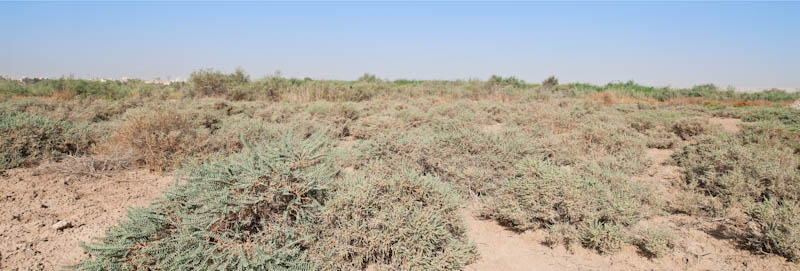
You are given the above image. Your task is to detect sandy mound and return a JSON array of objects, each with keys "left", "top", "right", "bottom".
[{"left": 709, "top": 117, "right": 742, "bottom": 133}]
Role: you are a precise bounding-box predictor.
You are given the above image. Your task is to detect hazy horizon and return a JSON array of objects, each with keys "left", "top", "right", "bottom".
[{"left": 3, "top": 2, "right": 800, "bottom": 90}]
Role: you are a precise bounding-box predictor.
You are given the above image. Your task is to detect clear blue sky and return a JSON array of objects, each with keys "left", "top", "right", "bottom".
[{"left": 2, "top": 1, "right": 799, "bottom": 89}]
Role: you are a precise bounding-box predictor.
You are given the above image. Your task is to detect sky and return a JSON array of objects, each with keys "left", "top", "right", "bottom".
[{"left": 2, "top": 1, "right": 799, "bottom": 90}]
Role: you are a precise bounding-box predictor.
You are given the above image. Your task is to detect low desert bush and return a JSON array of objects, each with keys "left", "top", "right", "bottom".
[
  {"left": 672, "top": 133, "right": 800, "bottom": 209},
  {"left": 488, "top": 75, "right": 527, "bottom": 88},
  {"left": 740, "top": 106, "right": 800, "bottom": 131},
  {"left": 483, "top": 158, "right": 650, "bottom": 230},
  {"left": 77, "top": 132, "right": 337, "bottom": 270},
  {"left": 78, "top": 134, "right": 477, "bottom": 270},
  {"left": 482, "top": 157, "right": 652, "bottom": 254},
  {"left": 748, "top": 199, "right": 800, "bottom": 262},
  {"left": 629, "top": 116, "right": 680, "bottom": 149},
  {"left": 738, "top": 121, "right": 800, "bottom": 154},
  {"left": 109, "top": 107, "right": 211, "bottom": 171},
  {"left": 0, "top": 110, "right": 94, "bottom": 169},
  {"left": 673, "top": 127, "right": 800, "bottom": 261},
  {"left": 541, "top": 76, "right": 559, "bottom": 89},
  {"left": 645, "top": 126, "right": 679, "bottom": 149},
  {"left": 361, "top": 122, "right": 534, "bottom": 195},
  {"left": 209, "top": 115, "right": 284, "bottom": 153},
  {"left": 672, "top": 117, "right": 712, "bottom": 140},
  {"left": 313, "top": 167, "right": 477, "bottom": 270},
  {"left": 0, "top": 97, "right": 143, "bottom": 123},
  {"left": 579, "top": 221, "right": 626, "bottom": 254},
  {"left": 634, "top": 228, "right": 675, "bottom": 258},
  {"left": 189, "top": 68, "right": 250, "bottom": 97}
]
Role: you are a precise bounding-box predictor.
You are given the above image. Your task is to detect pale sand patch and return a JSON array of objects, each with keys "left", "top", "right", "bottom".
[{"left": 709, "top": 117, "right": 742, "bottom": 133}]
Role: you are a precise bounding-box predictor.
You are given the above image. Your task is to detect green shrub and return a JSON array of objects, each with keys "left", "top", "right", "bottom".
[
  {"left": 748, "top": 199, "right": 800, "bottom": 262},
  {"left": 483, "top": 158, "right": 649, "bottom": 231},
  {"left": 673, "top": 127, "right": 800, "bottom": 261},
  {"left": 210, "top": 115, "right": 284, "bottom": 153},
  {"left": 314, "top": 167, "right": 477, "bottom": 270},
  {"left": 481, "top": 156, "right": 653, "bottom": 255},
  {"left": 0, "top": 79, "right": 27, "bottom": 96},
  {"left": 738, "top": 121, "right": 800, "bottom": 154},
  {"left": 78, "top": 133, "right": 477, "bottom": 270},
  {"left": 741, "top": 106, "right": 800, "bottom": 130},
  {"left": 740, "top": 89, "right": 800, "bottom": 102},
  {"left": 77, "top": 132, "right": 336, "bottom": 270},
  {"left": 0, "top": 110, "right": 94, "bottom": 169},
  {"left": 629, "top": 117, "right": 680, "bottom": 149},
  {"left": 541, "top": 76, "right": 559, "bottom": 89},
  {"left": 579, "top": 221, "right": 626, "bottom": 254},
  {"left": 361, "top": 122, "right": 533, "bottom": 196},
  {"left": 634, "top": 228, "right": 675, "bottom": 258},
  {"left": 672, "top": 133, "right": 800, "bottom": 209},
  {"left": 488, "top": 75, "right": 526, "bottom": 88},
  {"left": 357, "top": 73, "right": 381, "bottom": 83},
  {"left": 189, "top": 68, "right": 250, "bottom": 97}
]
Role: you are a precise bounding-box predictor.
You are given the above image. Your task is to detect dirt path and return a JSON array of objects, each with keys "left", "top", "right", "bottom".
[{"left": 0, "top": 166, "right": 173, "bottom": 270}]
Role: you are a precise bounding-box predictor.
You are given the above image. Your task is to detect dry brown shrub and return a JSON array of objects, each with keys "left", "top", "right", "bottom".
[
  {"left": 672, "top": 117, "right": 712, "bottom": 140},
  {"left": 586, "top": 92, "right": 618, "bottom": 106},
  {"left": 49, "top": 89, "right": 75, "bottom": 101},
  {"left": 732, "top": 99, "right": 773, "bottom": 107},
  {"left": 110, "top": 108, "right": 208, "bottom": 171}
]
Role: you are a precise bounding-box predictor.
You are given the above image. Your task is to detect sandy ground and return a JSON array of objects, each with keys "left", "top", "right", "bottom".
[
  {"left": 463, "top": 207, "right": 798, "bottom": 271},
  {"left": 0, "top": 166, "right": 173, "bottom": 270}
]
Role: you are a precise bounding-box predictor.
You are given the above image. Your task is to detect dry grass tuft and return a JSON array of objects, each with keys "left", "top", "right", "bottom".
[{"left": 38, "top": 152, "right": 134, "bottom": 177}]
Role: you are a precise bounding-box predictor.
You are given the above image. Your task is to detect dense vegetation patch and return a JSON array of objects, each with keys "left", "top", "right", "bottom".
[
  {"left": 3, "top": 71, "right": 798, "bottom": 103},
  {"left": 77, "top": 133, "right": 477, "bottom": 270},
  {"left": 673, "top": 123, "right": 800, "bottom": 261},
  {"left": 315, "top": 166, "right": 476, "bottom": 270},
  {"left": 78, "top": 133, "right": 336, "bottom": 270}
]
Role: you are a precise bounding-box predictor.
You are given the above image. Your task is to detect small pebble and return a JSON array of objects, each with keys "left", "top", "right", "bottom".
[{"left": 52, "top": 220, "right": 72, "bottom": 231}]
